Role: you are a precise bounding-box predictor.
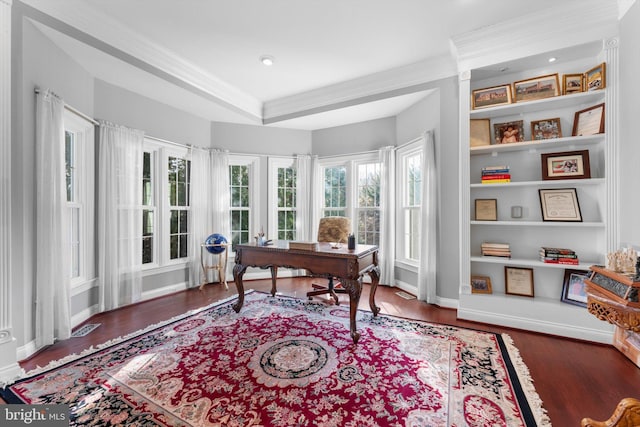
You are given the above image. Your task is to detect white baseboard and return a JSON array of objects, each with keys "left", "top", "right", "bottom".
[{"left": 393, "top": 280, "right": 459, "bottom": 310}]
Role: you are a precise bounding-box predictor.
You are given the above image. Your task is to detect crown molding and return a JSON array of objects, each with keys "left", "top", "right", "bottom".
[
  {"left": 452, "top": 0, "right": 619, "bottom": 71},
  {"left": 618, "top": 0, "right": 638, "bottom": 18},
  {"left": 21, "top": 0, "right": 262, "bottom": 121},
  {"left": 262, "top": 55, "right": 457, "bottom": 124}
]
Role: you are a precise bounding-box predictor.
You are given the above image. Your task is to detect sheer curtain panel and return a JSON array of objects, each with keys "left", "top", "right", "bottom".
[
  {"left": 97, "top": 120, "right": 144, "bottom": 311},
  {"left": 378, "top": 146, "right": 396, "bottom": 286},
  {"left": 188, "top": 148, "right": 213, "bottom": 286},
  {"left": 417, "top": 131, "right": 438, "bottom": 302},
  {"left": 295, "top": 154, "right": 312, "bottom": 242},
  {"left": 210, "top": 149, "right": 231, "bottom": 248},
  {"left": 35, "top": 89, "right": 71, "bottom": 348}
]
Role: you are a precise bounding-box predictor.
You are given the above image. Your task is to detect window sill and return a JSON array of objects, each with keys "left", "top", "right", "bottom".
[{"left": 395, "top": 259, "right": 419, "bottom": 273}]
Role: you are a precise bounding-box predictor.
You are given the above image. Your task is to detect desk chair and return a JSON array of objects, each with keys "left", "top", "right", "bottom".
[{"left": 307, "top": 216, "right": 351, "bottom": 305}]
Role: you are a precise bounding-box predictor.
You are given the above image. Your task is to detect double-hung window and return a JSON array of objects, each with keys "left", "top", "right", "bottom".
[
  {"left": 168, "top": 155, "right": 190, "bottom": 260},
  {"left": 397, "top": 143, "right": 423, "bottom": 263},
  {"left": 229, "top": 155, "right": 260, "bottom": 248},
  {"left": 142, "top": 150, "right": 156, "bottom": 265},
  {"left": 268, "top": 158, "right": 297, "bottom": 241},
  {"left": 355, "top": 161, "right": 381, "bottom": 246},
  {"left": 323, "top": 165, "right": 347, "bottom": 217}
]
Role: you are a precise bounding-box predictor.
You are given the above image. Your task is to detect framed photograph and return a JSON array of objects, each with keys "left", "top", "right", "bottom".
[
  {"left": 470, "top": 119, "right": 491, "bottom": 147},
  {"left": 562, "top": 73, "right": 584, "bottom": 95},
  {"left": 494, "top": 120, "right": 524, "bottom": 144},
  {"left": 585, "top": 62, "right": 606, "bottom": 91},
  {"left": 541, "top": 150, "right": 591, "bottom": 180},
  {"left": 538, "top": 188, "right": 582, "bottom": 222},
  {"left": 471, "top": 275, "right": 493, "bottom": 294},
  {"left": 531, "top": 118, "right": 562, "bottom": 140},
  {"left": 572, "top": 103, "right": 605, "bottom": 136},
  {"left": 561, "top": 269, "right": 590, "bottom": 307},
  {"left": 475, "top": 199, "right": 497, "bottom": 221},
  {"left": 472, "top": 84, "right": 512, "bottom": 109},
  {"left": 505, "top": 266, "right": 534, "bottom": 297},
  {"left": 513, "top": 74, "right": 560, "bottom": 103}
]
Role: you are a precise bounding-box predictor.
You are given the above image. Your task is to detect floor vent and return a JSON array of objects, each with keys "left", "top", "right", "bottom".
[
  {"left": 395, "top": 291, "right": 416, "bottom": 300},
  {"left": 71, "top": 323, "right": 101, "bottom": 337}
]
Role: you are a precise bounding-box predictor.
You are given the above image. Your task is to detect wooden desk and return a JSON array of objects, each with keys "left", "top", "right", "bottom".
[{"left": 232, "top": 241, "right": 380, "bottom": 344}]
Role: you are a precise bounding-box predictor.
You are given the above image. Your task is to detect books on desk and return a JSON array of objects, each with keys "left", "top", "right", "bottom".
[
  {"left": 539, "top": 247, "right": 579, "bottom": 265},
  {"left": 482, "top": 242, "right": 511, "bottom": 258},
  {"left": 288, "top": 241, "right": 318, "bottom": 251}
]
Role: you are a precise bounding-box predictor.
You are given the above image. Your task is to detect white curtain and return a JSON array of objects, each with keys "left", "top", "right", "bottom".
[
  {"left": 295, "top": 154, "right": 312, "bottom": 241},
  {"left": 417, "top": 130, "right": 438, "bottom": 302},
  {"left": 188, "top": 147, "right": 212, "bottom": 287},
  {"left": 35, "top": 89, "right": 71, "bottom": 348},
  {"left": 378, "top": 146, "right": 396, "bottom": 286},
  {"left": 210, "top": 149, "right": 231, "bottom": 246},
  {"left": 310, "top": 156, "right": 322, "bottom": 240},
  {"left": 98, "top": 120, "right": 144, "bottom": 312}
]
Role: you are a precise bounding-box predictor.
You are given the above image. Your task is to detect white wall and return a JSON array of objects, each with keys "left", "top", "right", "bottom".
[{"left": 619, "top": 2, "right": 640, "bottom": 247}]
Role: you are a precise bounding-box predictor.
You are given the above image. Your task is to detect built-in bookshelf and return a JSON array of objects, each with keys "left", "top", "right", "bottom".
[{"left": 458, "top": 41, "right": 619, "bottom": 344}]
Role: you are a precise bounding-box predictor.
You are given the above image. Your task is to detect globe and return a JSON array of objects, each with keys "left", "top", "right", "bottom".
[{"left": 204, "top": 233, "right": 228, "bottom": 254}]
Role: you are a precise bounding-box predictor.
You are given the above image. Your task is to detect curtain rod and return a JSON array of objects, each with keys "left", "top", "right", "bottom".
[{"left": 34, "top": 88, "right": 99, "bottom": 126}]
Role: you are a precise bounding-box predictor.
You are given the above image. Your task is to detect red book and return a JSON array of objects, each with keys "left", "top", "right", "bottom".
[{"left": 481, "top": 174, "right": 511, "bottom": 180}]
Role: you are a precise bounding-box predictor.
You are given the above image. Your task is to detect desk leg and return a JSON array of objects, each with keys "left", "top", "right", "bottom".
[
  {"left": 270, "top": 266, "right": 278, "bottom": 296},
  {"left": 368, "top": 266, "right": 381, "bottom": 316},
  {"left": 232, "top": 264, "right": 248, "bottom": 312},
  {"left": 344, "top": 278, "right": 362, "bottom": 344}
]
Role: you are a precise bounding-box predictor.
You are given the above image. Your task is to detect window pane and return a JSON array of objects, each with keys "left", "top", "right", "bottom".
[
  {"left": 70, "top": 207, "right": 80, "bottom": 278},
  {"left": 142, "top": 209, "right": 154, "bottom": 264},
  {"left": 65, "top": 131, "right": 75, "bottom": 203},
  {"left": 229, "top": 164, "right": 251, "bottom": 249}
]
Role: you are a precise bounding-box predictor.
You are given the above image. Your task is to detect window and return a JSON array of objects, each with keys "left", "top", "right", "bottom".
[
  {"left": 63, "top": 111, "right": 96, "bottom": 285},
  {"left": 168, "top": 156, "right": 190, "bottom": 260},
  {"left": 142, "top": 151, "right": 155, "bottom": 264},
  {"left": 323, "top": 166, "right": 347, "bottom": 217},
  {"left": 268, "top": 158, "right": 297, "bottom": 241},
  {"left": 229, "top": 155, "right": 260, "bottom": 249},
  {"left": 398, "top": 145, "right": 423, "bottom": 262},
  {"left": 356, "top": 162, "right": 381, "bottom": 245}
]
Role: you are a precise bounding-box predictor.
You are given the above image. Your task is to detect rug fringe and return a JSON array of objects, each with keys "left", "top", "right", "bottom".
[
  {"left": 18, "top": 291, "right": 250, "bottom": 379},
  {"left": 501, "top": 333, "right": 553, "bottom": 427}
]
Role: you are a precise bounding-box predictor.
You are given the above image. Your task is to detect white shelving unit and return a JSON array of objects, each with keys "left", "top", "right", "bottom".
[{"left": 458, "top": 41, "right": 619, "bottom": 344}]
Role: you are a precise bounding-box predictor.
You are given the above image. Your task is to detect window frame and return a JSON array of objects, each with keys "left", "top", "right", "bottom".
[
  {"left": 229, "top": 154, "right": 260, "bottom": 253},
  {"left": 163, "top": 146, "right": 191, "bottom": 264},
  {"left": 267, "top": 157, "right": 297, "bottom": 241},
  {"left": 396, "top": 140, "right": 424, "bottom": 268}
]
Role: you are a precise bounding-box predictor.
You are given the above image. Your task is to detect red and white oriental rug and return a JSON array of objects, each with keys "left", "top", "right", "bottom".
[{"left": 1, "top": 291, "right": 551, "bottom": 426}]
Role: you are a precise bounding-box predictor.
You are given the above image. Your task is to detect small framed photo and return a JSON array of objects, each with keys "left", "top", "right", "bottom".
[
  {"left": 572, "top": 103, "right": 605, "bottom": 136},
  {"left": 562, "top": 74, "right": 584, "bottom": 95},
  {"left": 531, "top": 118, "right": 562, "bottom": 140},
  {"left": 494, "top": 120, "right": 524, "bottom": 144},
  {"left": 538, "top": 188, "right": 582, "bottom": 222},
  {"left": 541, "top": 150, "right": 591, "bottom": 180},
  {"left": 471, "top": 275, "right": 493, "bottom": 294},
  {"left": 475, "top": 199, "right": 497, "bottom": 221},
  {"left": 472, "top": 84, "right": 512, "bottom": 109},
  {"left": 513, "top": 74, "right": 560, "bottom": 103},
  {"left": 561, "top": 269, "right": 590, "bottom": 307},
  {"left": 585, "top": 62, "right": 606, "bottom": 91},
  {"left": 505, "top": 266, "right": 534, "bottom": 297},
  {"left": 470, "top": 119, "right": 491, "bottom": 147}
]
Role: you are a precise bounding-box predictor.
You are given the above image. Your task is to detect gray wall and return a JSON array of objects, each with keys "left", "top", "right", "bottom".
[
  {"left": 312, "top": 117, "right": 396, "bottom": 156},
  {"left": 619, "top": 2, "right": 640, "bottom": 247}
]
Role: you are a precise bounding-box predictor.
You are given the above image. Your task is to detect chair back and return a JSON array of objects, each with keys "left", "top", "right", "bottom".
[{"left": 317, "top": 216, "right": 351, "bottom": 243}]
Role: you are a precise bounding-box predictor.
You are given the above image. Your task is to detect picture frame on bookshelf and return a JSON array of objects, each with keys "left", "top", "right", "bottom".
[
  {"left": 539, "top": 188, "right": 583, "bottom": 222},
  {"left": 472, "top": 84, "right": 512, "bottom": 109},
  {"left": 572, "top": 103, "right": 605, "bottom": 136},
  {"left": 585, "top": 62, "right": 606, "bottom": 91},
  {"left": 471, "top": 275, "right": 493, "bottom": 294},
  {"left": 513, "top": 73, "right": 560, "bottom": 103},
  {"left": 505, "top": 266, "right": 534, "bottom": 297},
  {"left": 494, "top": 120, "right": 524, "bottom": 144},
  {"left": 470, "top": 119, "right": 491, "bottom": 147},
  {"left": 531, "top": 118, "right": 562, "bottom": 140},
  {"left": 475, "top": 199, "right": 498, "bottom": 221},
  {"left": 562, "top": 73, "right": 584, "bottom": 95},
  {"left": 541, "top": 150, "right": 591, "bottom": 180},
  {"left": 561, "top": 269, "right": 590, "bottom": 307}
]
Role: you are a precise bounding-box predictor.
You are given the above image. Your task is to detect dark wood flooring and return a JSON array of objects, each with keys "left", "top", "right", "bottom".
[{"left": 8, "top": 278, "right": 640, "bottom": 425}]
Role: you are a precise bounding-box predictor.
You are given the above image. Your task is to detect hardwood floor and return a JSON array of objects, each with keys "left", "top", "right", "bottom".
[{"left": 9, "top": 278, "right": 640, "bottom": 425}]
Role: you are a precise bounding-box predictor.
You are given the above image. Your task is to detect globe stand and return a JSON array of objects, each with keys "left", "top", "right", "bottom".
[{"left": 199, "top": 243, "right": 229, "bottom": 290}]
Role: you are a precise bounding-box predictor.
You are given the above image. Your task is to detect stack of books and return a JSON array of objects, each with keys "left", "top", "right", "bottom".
[
  {"left": 481, "top": 242, "right": 511, "bottom": 258},
  {"left": 481, "top": 166, "right": 511, "bottom": 184},
  {"left": 539, "top": 247, "right": 579, "bottom": 265}
]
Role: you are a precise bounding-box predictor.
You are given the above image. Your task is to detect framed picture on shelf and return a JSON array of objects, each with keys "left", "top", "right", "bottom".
[
  {"left": 562, "top": 74, "right": 584, "bottom": 95},
  {"left": 531, "top": 118, "right": 562, "bottom": 140},
  {"left": 494, "top": 120, "right": 524, "bottom": 144},
  {"left": 538, "top": 188, "right": 583, "bottom": 222},
  {"left": 561, "top": 269, "right": 590, "bottom": 307},
  {"left": 472, "top": 84, "right": 512, "bottom": 109},
  {"left": 475, "top": 199, "right": 497, "bottom": 221},
  {"left": 541, "top": 150, "right": 591, "bottom": 180},
  {"left": 585, "top": 62, "right": 606, "bottom": 91},
  {"left": 505, "top": 266, "right": 534, "bottom": 297},
  {"left": 513, "top": 74, "right": 560, "bottom": 102},
  {"left": 470, "top": 119, "right": 491, "bottom": 147},
  {"left": 471, "top": 275, "right": 493, "bottom": 294},
  {"left": 572, "top": 103, "right": 605, "bottom": 136}
]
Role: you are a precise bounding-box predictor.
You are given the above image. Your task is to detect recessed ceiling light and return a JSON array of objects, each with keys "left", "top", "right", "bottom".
[
  {"left": 548, "top": 57, "right": 557, "bottom": 63},
  {"left": 260, "top": 55, "right": 274, "bottom": 66}
]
